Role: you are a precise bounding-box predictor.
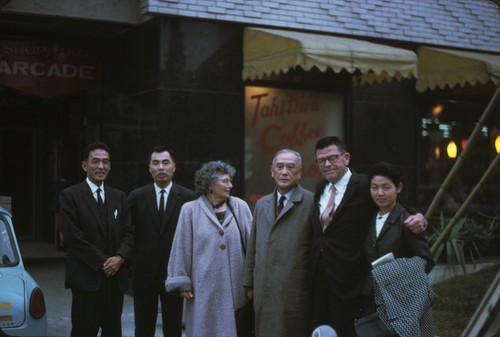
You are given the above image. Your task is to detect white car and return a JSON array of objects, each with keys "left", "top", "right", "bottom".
[{"left": 0, "top": 207, "right": 47, "bottom": 336}]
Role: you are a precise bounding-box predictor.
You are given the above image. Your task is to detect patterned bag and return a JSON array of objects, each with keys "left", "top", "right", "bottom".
[{"left": 354, "top": 311, "right": 394, "bottom": 337}]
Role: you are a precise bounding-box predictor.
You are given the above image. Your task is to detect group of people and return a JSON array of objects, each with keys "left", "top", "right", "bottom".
[{"left": 60, "top": 135, "right": 434, "bottom": 337}]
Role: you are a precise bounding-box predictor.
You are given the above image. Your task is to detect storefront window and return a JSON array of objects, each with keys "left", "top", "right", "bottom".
[
  {"left": 244, "top": 86, "right": 344, "bottom": 206},
  {"left": 418, "top": 99, "right": 500, "bottom": 223}
]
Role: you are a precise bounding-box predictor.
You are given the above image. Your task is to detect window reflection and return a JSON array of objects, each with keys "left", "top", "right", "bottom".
[
  {"left": 418, "top": 101, "right": 500, "bottom": 220},
  {"left": 0, "top": 219, "right": 17, "bottom": 266}
]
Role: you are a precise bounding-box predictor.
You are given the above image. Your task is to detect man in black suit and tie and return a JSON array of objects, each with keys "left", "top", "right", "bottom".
[
  {"left": 60, "top": 142, "right": 134, "bottom": 337},
  {"left": 310, "top": 136, "right": 426, "bottom": 337},
  {"left": 128, "top": 146, "right": 196, "bottom": 337}
]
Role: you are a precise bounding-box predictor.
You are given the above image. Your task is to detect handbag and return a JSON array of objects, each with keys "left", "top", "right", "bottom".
[
  {"left": 235, "top": 299, "right": 255, "bottom": 337},
  {"left": 354, "top": 312, "right": 394, "bottom": 337}
]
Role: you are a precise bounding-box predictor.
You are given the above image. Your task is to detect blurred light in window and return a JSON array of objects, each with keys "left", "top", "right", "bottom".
[
  {"left": 434, "top": 146, "right": 440, "bottom": 159},
  {"left": 432, "top": 104, "right": 443, "bottom": 116},
  {"left": 495, "top": 135, "right": 500, "bottom": 154},
  {"left": 447, "top": 141, "right": 458, "bottom": 158},
  {"left": 461, "top": 138, "right": 468, "bottom": 149}
]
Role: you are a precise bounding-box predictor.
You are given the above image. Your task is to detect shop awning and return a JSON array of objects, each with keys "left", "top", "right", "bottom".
[
  {"left": 416, "top": 46, "right": 500, "bottom": 92},
  {"left": 243, "top": 27, "right": 417, "bottom": 82}
]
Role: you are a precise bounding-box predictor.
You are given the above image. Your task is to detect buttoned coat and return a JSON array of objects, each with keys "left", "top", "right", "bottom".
[
  {"left": 310, "top": 173, "right": 377, "bottom": 299},
  {"left": 243, "top": 184, "right": 314, "bottom": 337},
  {"left": 60, "top": 182, "right": 134, "bottom": 292},
  {"left": 127, "top": 183, "right": 196, "bottom": 291},
  {"left": 166, "top": 195, "right": 252, "bottom": 337}
]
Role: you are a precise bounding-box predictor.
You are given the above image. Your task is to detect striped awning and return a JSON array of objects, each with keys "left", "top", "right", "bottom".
[
  {"left": 243, "top": 27, "right": 417, "bottom": 83},
  {"left": 416, "top": 46, "right": 500, "bottom": 92}
]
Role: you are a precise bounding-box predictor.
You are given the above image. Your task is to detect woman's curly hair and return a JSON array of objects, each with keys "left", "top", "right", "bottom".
[{"left": 194, "top": 160, "right": 236, "bottom": 196}]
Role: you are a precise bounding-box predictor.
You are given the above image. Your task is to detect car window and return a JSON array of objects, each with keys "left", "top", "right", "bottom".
[{"left": 0, "top": 218, "right": 18, "bottom": 266}]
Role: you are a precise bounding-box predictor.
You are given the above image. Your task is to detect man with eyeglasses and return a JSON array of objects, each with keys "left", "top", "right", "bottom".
[
  {"left": 310, "top": 136, "right": 426, "bottom": 337},
  {"left": 128, "top": 146, "right": 195, "bottom": 337},
  {"left": 60, "top": 142, "right": 134, "bottom": 337},
  {"left": 243, "top": 149, "right": 314, "bottom": 337}
]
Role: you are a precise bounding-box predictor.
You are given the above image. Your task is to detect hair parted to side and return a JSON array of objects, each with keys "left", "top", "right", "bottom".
[
  {"left": 368, "top": 162, "right": 404, "bottom": 186},
  {"left": 315, "top": 136, "right": 346, "bottom": 153},
  {"left": 194, "top": 160, "right": 236, "bottom": 196},
  {"left": 83, "top": 142, "right": 111, "bottom": 161},
  {"left": 150, "top": 145, "right": 176, "bottom": 162},
  {"left": 272, "top": 148, "right": 303, "bottom": 167}
]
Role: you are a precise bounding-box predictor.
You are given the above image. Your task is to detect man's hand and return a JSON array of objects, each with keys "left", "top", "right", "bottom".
[
  {"left": 404, "top": 213, "right": 426, "bottom": 234},
  {"left": 180, "top": 291, "right": 194, "bottom": 299},
  {"left": 246, "top": 287, "right": 254, "bottom": 300},
  {"left": 102, "top": 255, "right": 124, "bottom": 277}
]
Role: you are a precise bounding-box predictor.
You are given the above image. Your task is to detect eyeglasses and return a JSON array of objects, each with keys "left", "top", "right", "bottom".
[
  {"left": 218, "top": 177, "right": 233, "bottom": 184},
  {"left": 315, "top": 154, "right": 344, "bottom": 167}
]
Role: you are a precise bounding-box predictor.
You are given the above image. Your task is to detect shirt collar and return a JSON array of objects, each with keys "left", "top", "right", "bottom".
[
  {"left": 154, "top": 181, "right": 172, "bottom": 195},
  {"left": 326, "top": 168, "right": 352, "bottom": 194},
  {"left": 86, "top": 178, "right": 103, "bottom": 193},
  {"left": 277, "top": 187, "right": 295, "bottom": 203}
]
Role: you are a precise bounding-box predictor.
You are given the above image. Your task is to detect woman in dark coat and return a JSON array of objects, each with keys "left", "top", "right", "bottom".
[{"left": 359, "top": 162, "right": 435, "bottom": 336}]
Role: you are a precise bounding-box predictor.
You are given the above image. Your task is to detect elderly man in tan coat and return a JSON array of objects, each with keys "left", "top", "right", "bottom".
[{"left": 243, "top": 148, "right": 314, "bottom": 337}]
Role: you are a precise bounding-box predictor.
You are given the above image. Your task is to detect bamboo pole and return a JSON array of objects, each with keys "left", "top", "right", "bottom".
[
  {"left": 425, "top": 85, "right": 500, "bottom": 220},
  {"left": 430, "top": 152, "right": 500, "bottom": 254}
]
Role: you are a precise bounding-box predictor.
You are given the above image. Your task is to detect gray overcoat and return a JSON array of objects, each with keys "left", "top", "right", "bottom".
[
  {"left": 166, "top": 195, "right": 252, "bottom": 337},
  {"left": 243, "top": 185, "right": 314, "bottom": 337}
]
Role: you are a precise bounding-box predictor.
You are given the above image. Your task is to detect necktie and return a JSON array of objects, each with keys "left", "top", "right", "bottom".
[
  {"left": 96, "top": 188, "right": 104, "bottom": 213},
  {"left": 96, "top": 187, "right": 107, "bottom": 227},
  {"left": 159, "top": 190, "right": 165, "bottom": 223},
  {"left": 320, "top": 185, "right": 336, "bottom": 231},
  {"left": 276, "top": 195, "right": 286, "bottom": 217}
]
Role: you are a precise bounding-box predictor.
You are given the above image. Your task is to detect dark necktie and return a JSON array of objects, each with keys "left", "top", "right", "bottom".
[
  {"left": 96, "top": 188, "right": 105, "bottom": 217},
  {"left": 96, "top": 187, "right": 109, "bottom": 253},
  {"left": 276, "top": 195, "right": 286, "bottom": 217},
  {"left": 159, "top": 190, "right": 165, "bottom": 223}
]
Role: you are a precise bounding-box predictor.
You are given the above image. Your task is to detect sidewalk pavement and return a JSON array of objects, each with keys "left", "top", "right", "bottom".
[{"left": 20, "top": 241, "right": 165, "bottom": 337}]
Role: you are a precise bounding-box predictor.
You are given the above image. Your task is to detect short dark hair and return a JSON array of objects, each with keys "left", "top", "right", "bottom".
[
  {"left": 194, "top": 160, "right": 236, "bottom": 196},
  {"left": 150, "top": 145, "right": 176, "bottom": 162},
  {"left": 368, "top": 162, "right": 404, "bottom": 186},
  {"left": 83, "top": 142, "right": 110, "bottom": 161},
  {"left": 315, "top": 136, "right": 347, "bottom": 153}
]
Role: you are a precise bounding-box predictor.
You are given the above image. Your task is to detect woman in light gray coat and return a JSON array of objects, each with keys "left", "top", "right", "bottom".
[{"left": 166, "top": 161, "right": 252, "bottom": 337}]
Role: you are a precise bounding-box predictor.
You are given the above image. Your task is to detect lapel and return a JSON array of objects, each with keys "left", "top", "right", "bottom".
[
  {"left": 81, "top": 182, "right": 106, "bottom": 236},
  {"left": 377, "top": 203, "right": 405, "bottom": 240},
  {"left": 274, "top": 185, "right": 303, "bottom": 224},
  {"left": 199, "top": 196, "right": 227, "bottom": 228},
  {"left": 334, "top": 173, "right": 358, "bottom": 215},
  {"left": 162, "top": 184, "right": 180, "bottom": 233},
  {"left": 145, "top": 185, "right": 161, "bottom": 232}
]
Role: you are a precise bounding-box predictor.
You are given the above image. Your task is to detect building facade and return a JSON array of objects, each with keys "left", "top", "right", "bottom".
[{"left": 0, "top": 0, "right": 499, "bottom": 248}]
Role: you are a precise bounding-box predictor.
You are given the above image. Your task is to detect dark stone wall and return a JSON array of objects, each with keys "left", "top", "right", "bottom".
[
  {"left": 350, "top": 78, "right": 420, "bottom": 206},
  {"left": 101, "top": 18, "right": 244, "bottom": 195}
]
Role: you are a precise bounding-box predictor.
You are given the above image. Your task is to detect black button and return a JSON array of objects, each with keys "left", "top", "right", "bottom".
[
  {"left": 219, "top": 230, "right": 224, "bottom": 236},
  {"left": 220, "top": 244, "right": 226, "bottom": 250}
]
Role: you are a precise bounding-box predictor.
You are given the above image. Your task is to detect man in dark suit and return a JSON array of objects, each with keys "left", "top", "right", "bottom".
[
  {"left": 310, "top": 136, "right": 426, "bottom": 337},
  {"left": 60, "top": 142, "right": 134, "bottom": 337},
  {"left": 128, "top": 146, "right": 196, "bottom": 337}
]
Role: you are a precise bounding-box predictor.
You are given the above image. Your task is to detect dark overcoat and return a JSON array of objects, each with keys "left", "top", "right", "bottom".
[{"left": 243, "top": 184, "right": 314, "bottom": 337}]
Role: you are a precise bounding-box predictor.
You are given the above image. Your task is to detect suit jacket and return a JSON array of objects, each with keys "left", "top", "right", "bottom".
[
  {"left": 243, "top": 184, "right": 314, "bottom": 337},
  {"left": 60, "top": 182, "right": 134, "bottom": 292},
  {"left": 310, "top": 172, "right": 377, "bottom": 299},
  {"left": 128, "top": 183, "right": 195, "bottom": 291}
]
